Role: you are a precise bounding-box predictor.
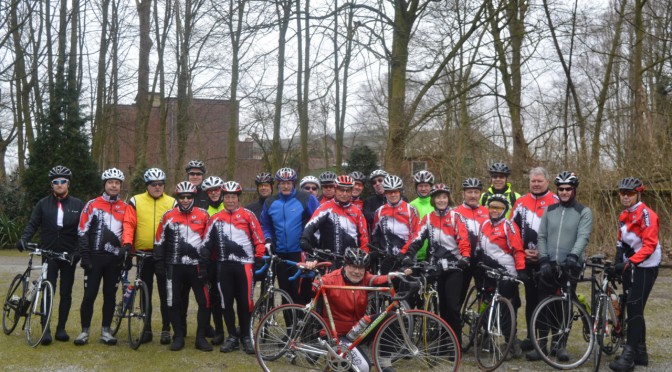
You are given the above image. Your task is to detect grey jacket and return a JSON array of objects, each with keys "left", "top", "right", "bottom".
[{"left": 537, "top": 199, "right": 592, "bottom": 263}]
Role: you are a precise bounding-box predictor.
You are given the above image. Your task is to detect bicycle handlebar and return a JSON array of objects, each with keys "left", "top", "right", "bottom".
[
  {"left": 477, "top": 262, "right": 521, "bottom": 283},
  {"left": 26, "top": 243, "right": 72, "bottom": 264},
  {"left": 288, "top": 261, "right": 332, "bottom": 281},
  {"left": 388, "top": 272, "right": 421, "bottom": 302}
]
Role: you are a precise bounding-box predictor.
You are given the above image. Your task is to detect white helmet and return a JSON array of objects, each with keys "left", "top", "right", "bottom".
[
  {"left": 101, "top": 168, "right": 125, "bottom": 182},
  {"left": 300, "top": 176, "right": 320, "bottom": 189},
  {"left": 382, "top": 175, "right": 403, "bottom": 191},
  {"left": 202, "top": 176, "right": 224, "bottom": 190},
  {"left": 144, "top": 168, "right": 166, "bottom": 183}
]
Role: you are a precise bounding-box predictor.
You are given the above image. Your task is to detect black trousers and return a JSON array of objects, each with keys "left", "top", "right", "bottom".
[
  {"left": 45, "top": 255, "right": 79, "bottom": 330},
  {"left": 218, "top": 262, "right": 253, "bottom": 338},
  {"left": 623, "top": 266, "right": 657, "bottom": 347},
  {"left": 139, "top": 255, "right": 170, "bottom": 331},
  {"left": 80, "top": 254, "right": 121, "bottom": 328},
  {"left": 166, "top": 264, "right": 210, "bottom": 339}
]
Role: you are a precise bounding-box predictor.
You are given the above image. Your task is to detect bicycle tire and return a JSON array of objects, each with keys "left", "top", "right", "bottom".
[
  {"left": 26, "top": 280, "right": 53, "bottom": 347},
  {"left": 128, "top": 281, "right": 149, "bottom": 350},
  {"left": 250, "top": 288, "right": 292, "bottom": 347},
  {"left": 255, "top": 304, "right": 332, "bottom": 372},
  {"left": 601, "top": 286, "right": 623, "bottom": 356},
  {"left": 531, "top": 295, "right": 594, "bottom": 369},
  {"left": 372, "top": 309, "right": 460, "bottom": 371},
  {"left": 460, "top": 285, "right": 479, "bottom": 352},
  {"left": 110, "top": 277, "right": 128, "bottom": 337},
  {"left": 474, "top": 296, "right": 515, "bottom": 371},
  {"left": 592, "top": 295, "right": 607, "bottom": 372},
  {"left": 3, "top": 274, "right": 24, "bottom": 335},
  {"left": 423, "top": 290, "right": 439, "bottom": 316}
]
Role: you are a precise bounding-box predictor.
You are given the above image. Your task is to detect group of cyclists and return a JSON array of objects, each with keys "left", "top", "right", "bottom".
[{"left": 12, "top": 159, "right": 661, "bottom": 372}]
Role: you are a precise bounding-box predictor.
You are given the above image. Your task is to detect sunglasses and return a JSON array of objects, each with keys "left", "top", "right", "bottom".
[
  {"left": 488, "top": 206, "right": 505, "bottom": 211},
  {"left": 177, "top": 195, "right": 194, "bottom": 200},
  {"left": 372, "top": 179, "right": 384, "bottom": 184},
  {"left": 557, "top": 187, "right": 574, "bottom": 192},
  {"left": 491, "top": 174, "right": 507, "bottom": 179},
  {"left": 188, "top": 172, "right": 204, "bottom": 176},
  {"left": 52, "top": 179, "right": 68, "bottom": 185},
  {"left": 322, "top": 184, "right": 335, "bottom": 189},
  {"left": 206, "top": 188, "right": 221, "bottom": 193},
  {"left": 336, "top": 188, "right": 352, "bottom": 193},
  {"left": 149, "top": 182, "right": 165, "bottom": 187},
  {"left": 619, "top": 190, "right": 637, "bottom": 197},
  {"left": 303, "top": 186, "right": 318, "bottom": 191}
]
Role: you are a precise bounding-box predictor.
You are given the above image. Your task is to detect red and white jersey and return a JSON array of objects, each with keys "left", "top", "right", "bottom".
[
  {"left": 155, "top": 207, "right": 209, "bottom": 265},
  {"left": 453, "top": 203, "right": 489, "bottom": 256},
  {"left": 302, "top": 199, "right": 369, "bottom": 256},
  {"left": 510, "top": 191, "right": 559, "bottom": 250},
  {"left": 350, "top": 197, "right": 364, "bottom": 210},
  {"left": 401, "top": 210, "right": 470, "bottom": 261},
  {"left": 618, "top": 202, "right": 661, "bottom": 268},
  {"left": 78, "top": 194, "right": 127, "bottom": 256},
  {"left": 371, "top": 201, "right": 419, "bottom": 255},
  {"left": 203, "top": 207, "right": 266, "bottom": 264},
  {"left": 478, "top": 219, "right": 525, "bottom": 276}
]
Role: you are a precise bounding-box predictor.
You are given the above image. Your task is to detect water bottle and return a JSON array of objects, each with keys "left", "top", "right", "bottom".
[
  {"left": 346, "top": 315, "right": 371, "bottom": 342},
  {"left": 577, "top": 294, "right": 590, "bottom": 314},
  {"left": 610, "top": 293, "right": 620, "bottom": 318},
  {"left": 123, "top": 285, "right": 135, "bottom": 311},
  {"left": 26, "top": 281, "right": 37, "bottom": 303}
]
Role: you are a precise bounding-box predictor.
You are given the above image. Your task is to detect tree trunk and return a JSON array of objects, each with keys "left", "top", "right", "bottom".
[
  {"left": 135, "top": 0, "right": 152, "bottom": 172},
  {"left": 272, "top": 0, "right": 292, "bottom": 170},
  {"left": 92, "top": 0, "right": 111, "bottom": 167}
]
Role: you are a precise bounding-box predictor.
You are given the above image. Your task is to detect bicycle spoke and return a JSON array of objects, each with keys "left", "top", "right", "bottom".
[
  {"left": 3, "top": 274, "right": 24, "bottom": 335},
  {"left": 26, "top": 281, "right": 53, "bottom": 347}
]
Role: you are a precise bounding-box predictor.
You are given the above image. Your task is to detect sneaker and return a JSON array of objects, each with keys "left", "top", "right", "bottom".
[
  {"left": 160, "top": 330, "right": 171, "bottom": 345},
  {"left": 170, "top": 337, "right": 185, "bottom": 351},
  {"left": 100, "top": 327, "right": 117, "bottom": 345},
  {"left": 74, "top": 329, "right": 89, "bottom": 346},
  {"left": 140, "top": 330, "right": 153, "bottom": 344},
  {"left": 41, "top": 327, "right": 52, "bottom": 345},
  {"left": 526, "top": 349, "right": 544, "bottom": 361},
  {"left": 55, "top": 328, "right": 70, "bottom": 342},
  {"left": 520, "top": 338, "right": 534, "bottom": 351},
  {"left": 241, "top": 337, "right": 254, "bottom": 354},
  {"left": 211, "top": 332, "right": 224, "bottom": 345},
  {"left": 510, "top": 338, "right": 523, "bottom": 359},
  {"left": 556, "top": 348, "right": 569, "bottom": 362},
  {"left": 220, "top": 336, "right": 239, "bottom": 353},
  {"left": 196, "top": 337, "right": 213, "bottom": 352}
]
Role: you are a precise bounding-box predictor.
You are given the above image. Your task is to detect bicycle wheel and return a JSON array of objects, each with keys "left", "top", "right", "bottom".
[
  {"left": 372, "top": 309, "right": 460, "bottom": 371},
  {"left": 111, "top": 278, "right": 128, "bottom": 337},
  {"left": 3, "top": 274, "right": 24, "bottom": 335},
  {"left": 531, "top": 295, "right": 594, "bottom": 369},
  {"left": 26, "top": 280, "right": 53, "bottom": 347},
  {"left": 255, "top": 304, "right": 332, "bottom": 372},
  {"left": 127, "top": 281, "right": 149, "bottom": 350},
  {"left": 602, "top": 288, "right": 623, "bottom": 356},
  {"left": 592, "top": 296, "right": 607, "bottom": 372},
  {"left": 460, "top": 285, "right": 479, "bottom": 352},
  {"left": 250, "top": 288, "right": 292, "bottom": 347},
  {"left": 474, "top": 296, "right": 515, "bottom": 371},
  {"left": 424, "top": 290, "right": 439, "bottom": 316}
]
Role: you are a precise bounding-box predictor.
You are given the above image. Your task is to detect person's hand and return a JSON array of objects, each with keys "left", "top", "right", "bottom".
[
  {"left": 16, "top": 239, "right": 26, "bottom": 252},
  {"left": 457, "top": 257, "right": 470, "bottom": 270},
  {"left": 119, "top": 244, "right": 132, "bottom": 258},
  {"left": 264, "top": 238, "right": 275, "bottom": 254},
  {"left": 80, "top": 255, "right": 92, "bottom": 271},
  {"left": 614, "top": 260, "right": 632, "bottom": 275},
  {"left": 399, "top": 254, "right": 414, "bottom": 268},
  {"left": 524, "top": 249, "right": 539, "bottom": 263},
  {"left": 517, "top": 270, "right": 529, "bottom": 281},
  {"left": 300, "top": 239, "right": 312, "bottom": 253},
  {"left": 565, "top": 253, "right": 582, "bottom": 279},
  {"left": 539, "top": 256, "right": 553, "bottom": 280},
  {"left": 197, "top": 264, "right": 208, "bottom": 285},
  {"left": 123, "top": 256, "right": 133, "bottom": 271},
  {"left": 302, "top": 260, "right": 318, "bottom": 270},
  {"left": 403, "top": 268, "right": 413, "bottom": 276}
]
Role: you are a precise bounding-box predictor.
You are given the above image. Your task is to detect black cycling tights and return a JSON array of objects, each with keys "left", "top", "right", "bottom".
[
  {"left": 80, "top": 255, "right": 121, "bottom": 328},
  {"left": 623, "top": 266, "right": 658, "bottom": 347},
  {"left": 218, "top": 262, "right": 253, "bottom": 338},
  {"left": 45, "top": 255, "right": 78, "bottom": 330}
]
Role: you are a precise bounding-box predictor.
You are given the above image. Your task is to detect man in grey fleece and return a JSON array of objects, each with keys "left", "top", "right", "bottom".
[{"left": 526, "top": 171, "right": 593, "bottom": 362}]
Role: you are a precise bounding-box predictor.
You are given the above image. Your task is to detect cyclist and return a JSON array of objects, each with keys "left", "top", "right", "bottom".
[
  {"left": 479, "top": 163, "right": 520, "bottom": 218},
  {"left": 363, "top": 169, "right": 389, "bottom": 230},
  {"left": 528, "top": 171, "right": 593, "bottom": 362},
  {"left": 246, "top": 172, "right": 274, "bottom": 221},
  {"left": 399, "top": 183, "right": 470, "bottom": 343},
  {"left": 318, "top": 171, "right": 338, "bottom": 204},
  {"left": 299, "top": 175, "right": 320, "bottom": 198},
  {"left": 371, "top": 175, "right": 419, "bottom": 274},
  {"left": 202, "top": 181, "right": 265, "bottom": 354},
  {"left": 301, "top": 175, "right": 369, "bottom": 267},
  {"left": 202, "top": 176, "right": 225, "bottom": 215},
  {"left": 349, "top": 171, "right": 367, "bottom": 210},
  {"left": 185, "top": 159, "right": 209, "bottom": 209},
  {"left": 122, "top": 168, "right": 176, "bottom": 344},
  {"left": 17, "top": 165, "right": 84, "bottom": 344},
  {"left": 609, "top": 178, "right": 661, "bottom": 372},
  {"left": 409, "top": 170, "right": 435, "bottom": 262},
  {"left": 74, "top": 168, "right": 128, "bottom": 346},
  {"left": 510, "top": 167, "right": 558, "bottom": 351},
  {"left": 154, "top": 181, "right": 211, "bottom": 351}
]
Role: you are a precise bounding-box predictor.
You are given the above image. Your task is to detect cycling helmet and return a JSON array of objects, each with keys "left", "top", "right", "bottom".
[
  {"left": 144, "top": 168, "right": 166, "bottom": 183},
  {"left": 335, "top": 175, "right": 355, "bottom": 188},
  {"left": 349, "top": 171, "right": 367, "bottom": 183},
  {"left": 222, "top": 181, "right": 243, "bottom": 195},
  {"left": 300, "top": 176, "right": 320, "bottom": 189},
  {"left": 487, "top": 194, "right": 510, "bottom": 221},
  {"left": 202, "top": 176, "right": 224, "bottom": 191},
  {"left": 382, "top": 175, "right": 403, "bottom": 191},
  {"left": 462, "top": 178, "right": 483, "bottom": 190},
  {"left": 413, "top": 170, "right": 435, "bottom": 185},
  {"left": 488, "top": 163, "right": 511, "bottom": 175},
  {"left": 344, "top": 247, "right": 370, "bottom": 267},
  {"left": 255, "top": 172, "right": 274, "bottom": 185},
  {"left": 369, "top": 169, "right": 389, "bottom": 180},
  {"left": 275, "top": 167, "right": 297, "bottom": 182},
  {"left": 430, "top": 183, "right": 451, "bottom": 197},
  {"left": 174, "top": 181, "right": 197, "bottom": 195},
  {"left": 319, "top": 171, "right": 338, "bottom": 185},
  {"left": 101, "top": 168, "right": 125, "bottom": 182},
  {"left": 185, "top": 159, "right": 206, "bottom": 173},
  {"left": 49, "top": 165, "right": 72, "bottom": 180},
  {"left": 554, "top": 171, "right": 579, "bottom": 188},
  {"left": 618, "top": 177, "right": 645, "bottom": 193}
]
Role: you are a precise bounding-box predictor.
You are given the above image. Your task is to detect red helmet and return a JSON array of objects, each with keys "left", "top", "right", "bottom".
[
  {"left": 222, "top": 181, "right": 243, "bottom": 195},
  {"left": 335, "top": 175, "right": 355, "bottom": 188}
]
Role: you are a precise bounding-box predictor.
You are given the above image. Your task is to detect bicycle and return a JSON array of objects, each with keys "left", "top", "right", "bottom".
[
  {"left": 109, "top": 251, "right": 151, "bottom": 349},
  {"left": 254, "top": 262, "right": 461, "bottom": 371},
  {"left": 366, "top": 244, "right": 409, "bottom": 314},
  {"left": 3, "top": 243, "right": 71, "bottom": 347},
  {"left": 409, "top": 260, "right": 440, "bottom": 315},
  {"left": 530, "top": 263, "right": 594, "bottom": 369},
  {"left": 584, "top": 254, "right": 627, "bottom": 371},
  {"left": 249, "top": 253, "right": 293, "bottom": 347}
]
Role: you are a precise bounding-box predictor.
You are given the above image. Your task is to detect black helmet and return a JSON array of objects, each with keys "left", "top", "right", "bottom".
[
  {"left": 488, "top": 163, "right": 511, "bottom": 175},
  {"left": 618, "top": 177, "right": 644, "bottom": 192},
  {"left": 185, "top": 159, "right": 206, "bottom": 173},
  {"left": 49, "top": 165, "right": 72, "bottom": 180},
  {"left": 462, "top": 178, "right": 483, "bottom": 190},
  {"left": 487, "top": 194, "right": 510, "bottom": 221},
  {"left": 344, "top": 248, "right": 370, "bottom": 267},
  {"left": 255, "top": 172, "right": 274, "bottom": 185},
  {"left": 554, "top": 171, "right": 579, "bottom": 188}
]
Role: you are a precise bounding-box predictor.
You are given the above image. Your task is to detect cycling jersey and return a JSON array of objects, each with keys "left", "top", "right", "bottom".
[
  {"left": 301, "top": 199, "right": 369, "bottom": 256},
  {"left": 261, "top": 189, "right": 318, "bottom": 253},
  {"left": 203, "top": 207, "right": 265, "bottom": 264},
  {"left": 154, "top": 206, "right": 209, "bottom": 265},
  {"left": 477, "top": 219, "right": 525, "bottom": 276},
  {"left": 122, "top": 191, "right": 176, "bottom": 250},
  {"left": 350, "top": 196, "right": 363, "bottom": 210},
  {"left": 193, "top": 186, "right": 209, "bottom": 210},
  {"left": 206, "top": 202, "right": 225, "bottom": 216},
  {"left": 21, "top": 193, "right": 84, "bottom": 254},
  {"left": 453, "top": 203, "right": 489, "bottom": 257},
  {"left": 618, "top": 202, "right": 661, "bottom": 268},
  {"left": 318, "top": 195, "right": 334, "bottom": 205},
  {"left": 409, "top": 196, "right": 434, "bottom": 260},
  {"left": 245, "top": 196, "right": 268, "bottom": 221},
  {"left": 510, "top": 191, "right": 559, "bottom": 251},
  {"left": 363, "top": 193, "right": 386, "bottom": 231},
  {"left": 479, "top": 183, "right": 520, "bottom": 218},
  {"left": 537, "top": 199, "right": 592, "bottom": 263},
  {"left": 78, "top": 193, "right": 127, "bottom": 257},
  {"left": 371, "top": 201, "right": 419, "bottom": 256},
  {"left": 401, "top": 210, "right": 471, "bottom": 263}
]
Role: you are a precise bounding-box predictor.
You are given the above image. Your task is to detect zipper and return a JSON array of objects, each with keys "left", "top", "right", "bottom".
[{"left": 555, "top": 207, "right": 566, "bottom": 262}]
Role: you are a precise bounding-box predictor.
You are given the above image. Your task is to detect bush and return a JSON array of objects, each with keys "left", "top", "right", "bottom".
[{"left": 0, "top": 214, "right": 21, "bottom": 249}]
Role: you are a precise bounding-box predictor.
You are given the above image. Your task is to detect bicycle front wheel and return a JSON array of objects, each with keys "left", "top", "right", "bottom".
[
  {"left": 250, "top": 288, "right": 292, "bottom": 347},
  {"left": 474, "top": 296, "right": 515, "bottom": 371},
  {"left": 460, "top": 285, "right": 479, "bottom": 352},
  {"left": 372, "top": 309, "right": 460, "bottom": 371},
  {"left": 602, "top": 288, "right": 623, "bottom": 356},
  {"left": 531, "top": 295, "right": 594, "bottom": 369},
  {"left": 423, "top": 290, "right": 439, "bottom": 316},
  {"left": 111, "top": 278, "right": 128, "bottom": 337},
  {"left": 26, "top": 280, "right": 53, "bottom": 347},
  {"left": 128, "top": 281, "right": 149, "bottom": 350},
  {"left": 255, "top": 304, "right": 332, "bottom": 372},
  {"left": 3, "top": 274, "right": 24, "bottom": 335}
]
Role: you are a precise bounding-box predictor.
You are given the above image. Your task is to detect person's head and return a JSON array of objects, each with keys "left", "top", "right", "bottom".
[
  {"left": 413, "top": 170, "right": 434, "bottom": 197},
  {"left": 319, "top": 171, "right": 337, "bottom": 199},
  {"left": 49, "top": 165, "right": 72, "bottom": 197},
  {"left": 300, "top": 176, "right": 320, "bottom": 197},
  {"left": 554, "top": 171, "right": 579, "bottom": 204},
  {"left": 618, "top": 177, "right": 644, "bottom": 208},
  {"left": 222, "top": 181, "right": 242, "bottom": 211},
  {"left": 528, "top": 167, "right": 550, "bottom": 195},
  {"left": 487, "top": 194, "right": 510, "bottom": 222},
  {"left": 343, "top": 247, "right": 370, "bottom": 284},
  {"left": 202, "top": 176, "right": 224, "bottom": 202},
  {"left": 349, "top": 171, "right": 367, "bottom": 198},
  {"left": 254, "top": 172, "right": 274, "bottom": 198},
  {"left": 275, "top": 167, "right": 297, "bottom": 196},
  {"left": 174, "top": 181, "right": 197, "bottom": 213},
  {"left": 461, "top": 178, "right": 483, "bottom": 208},
  {"left": 334, "top": 175, "right": 355, "bottom": 205},
  {"left": 369, "top": 169, "right": 389, "bottom": 195},
  {"left": 488, "top": 162, "right": 511, "bottom": 190},
  {"left": 101, "top": 168, "right": 125, "bottom": 198},
  {"left": 430, "top": 183, "right": 451, "bottom": 211},
  {"left": 144, "top": 168, "right": 167, "bottom": 199},
  {"left": 185, "top": 160, "right": 206, "bottom": 186},
  {"left": 382, "top": 175, "right": 403, "bottom": 204}
]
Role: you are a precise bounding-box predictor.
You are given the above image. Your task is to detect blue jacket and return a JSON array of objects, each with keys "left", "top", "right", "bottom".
[{"left": 261, "top": 188, "right": 319, "bottom": 253}]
